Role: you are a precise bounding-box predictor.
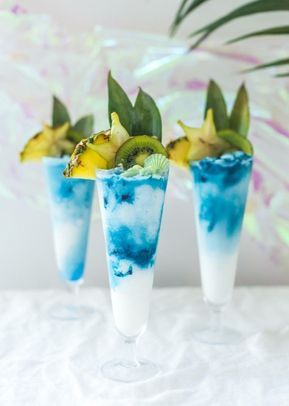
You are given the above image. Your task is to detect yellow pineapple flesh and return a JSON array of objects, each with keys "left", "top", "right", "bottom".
[
  {"left": 64, "top": 113, "right": 133, "bottom": 180},
  {"left": 166, "top": 136, "right": 191, "bottom": 168},
  {"left": 64, "top": 130, "right": 119, "bottom": 180}
]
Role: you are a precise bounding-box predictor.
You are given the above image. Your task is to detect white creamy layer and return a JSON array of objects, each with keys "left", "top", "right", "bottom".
[
  {"left": 107, "top": 183, "right": 165, "bottom": 242},
  {"left": 111, "top": 269, "right": 154, "bottom": 337},
  {"left": 53, "top": 218, "right": 84, "bottom": 272},
  {"left": 198, "top": 247, "right": 239, "bottom": 306}
]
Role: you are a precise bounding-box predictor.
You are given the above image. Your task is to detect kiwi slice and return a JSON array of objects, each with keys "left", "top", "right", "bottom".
[{"left": 115, "top": 135, "right": 167, "bottom": 170}]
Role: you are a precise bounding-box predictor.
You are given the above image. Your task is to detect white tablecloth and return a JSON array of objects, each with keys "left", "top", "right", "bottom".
[{"left": 1, "top": 287, "right": 289, "bottom": 406}]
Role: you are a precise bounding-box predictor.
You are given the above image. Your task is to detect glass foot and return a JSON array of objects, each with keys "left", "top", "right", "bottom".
[
  {"left": 48, "top": 303, "right": 95, "bottom": 321},
  {"left": 193, "top": 327, "right": 243, "bottom": 345},
  {"left": 101, "top": 359, "right": 160, "bottom": 383}
]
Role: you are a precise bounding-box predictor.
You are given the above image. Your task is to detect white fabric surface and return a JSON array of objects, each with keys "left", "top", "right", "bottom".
[{"left": 1, "top": 287, "right": 289, "bottom": 406}]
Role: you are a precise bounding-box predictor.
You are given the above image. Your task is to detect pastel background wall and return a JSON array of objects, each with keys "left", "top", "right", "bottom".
[
  {"left": 1, "top": 0, "right": 289, "bottom": 289},
  {"left": 16, "top": 0, "right": 289, "bottom": 37}
]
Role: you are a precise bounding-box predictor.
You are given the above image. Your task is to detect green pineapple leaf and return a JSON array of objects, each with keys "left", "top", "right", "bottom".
[
  {"left": 217, "top": 129, "right": 254, "bottom": 155},
  {"left": 52, "top": 96, "right": 71, "bottom": 127},
  {"left": 133, "top": 88, "right": 162, "bottom": 140},
  {"left": 229, "top": 84, "right": 250, "bottom": 138},
  {"left": 66, "top": 129, "right": 83, "bottom": 144},
  {"left": 108, "top": 71, "right": 134, "bottom": 134},
  {"left": 73, "top": 115, "right": 94, "bottom": 138},
  {"left": 205, "top": 80, "right": 229, "bottom": 131},
  {"left": 108, "top": 73, "right": 162, "bottom": 140}
]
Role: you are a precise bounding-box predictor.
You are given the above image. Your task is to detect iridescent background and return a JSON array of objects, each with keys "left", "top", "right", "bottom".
[{"left": 1, "top": 7, "right": 288, "bottom": 288}]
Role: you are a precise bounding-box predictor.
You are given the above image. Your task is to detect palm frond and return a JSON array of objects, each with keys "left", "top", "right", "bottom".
[
  {"left": 227, "top": 26, "right": 289, "bottom": 44},
  {"left": 171, "top": 0, "right": 289, "bottom": 74},
  {"left": 170, "top": 0, "right": 190, "bottom": 36},
  {"left": 243, "top": 58, "right": 289, "bottom": 73},
  {"left": 170, "top": 0, "right": 210, "bottom": 36},
  {"left": 189, "top": 0, "right": 289, "bottom": 49},
  {"left": 275, "top": 72, "right": 289, "bottom": 77}
]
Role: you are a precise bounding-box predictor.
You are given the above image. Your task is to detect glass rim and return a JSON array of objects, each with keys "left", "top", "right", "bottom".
[
  {"left": 189, "top": 152, "right": 253, "bottom": 169},
  {"left": 96, "top": 167, "right": 169, "bottom": 181}
]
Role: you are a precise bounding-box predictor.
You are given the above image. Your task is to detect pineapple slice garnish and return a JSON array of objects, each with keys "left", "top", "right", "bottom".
[
  {"left": 20, "top": 122, "right": 71, "bottom": 162},
  {"left": 64, "top": 113, "right": 130, "bottom": 180},
  {"left": 64, "top": 135, "right": 109, "bottom": 180},
  {"left": 166, "top": 136, "right": 191, "bottom": 168}
]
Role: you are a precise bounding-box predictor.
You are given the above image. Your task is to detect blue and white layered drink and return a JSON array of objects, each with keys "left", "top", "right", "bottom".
[
  {"left": 64, "top": 73, "right": 170, "bottom": 379},
  {"left": 167, "top": 81, "right": 254, "bottom": 343},
  {"left": 97, "top": 167, "right": 168, "bottom": 337},
  {"left": 190, "top": 152, "right": 252, "bottom": 307},
  {"left": 43, "top": 157, "right": 94, "bottom": 283}
]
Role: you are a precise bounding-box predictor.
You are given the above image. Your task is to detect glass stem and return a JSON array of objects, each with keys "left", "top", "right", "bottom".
[
  {"left": 68, "top": 280, "right": 81, "bottom": 311},
  {"left": 209, "top": 305, "right": 223, "bottom": 333},
  {"left": 123, "top": 337, "right": 139, "bottom": 368}
]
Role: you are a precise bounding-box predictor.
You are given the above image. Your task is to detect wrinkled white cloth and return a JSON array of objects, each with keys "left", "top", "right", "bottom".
[{"left": 1, "top": 287, "right": 289, "bottom": 406}]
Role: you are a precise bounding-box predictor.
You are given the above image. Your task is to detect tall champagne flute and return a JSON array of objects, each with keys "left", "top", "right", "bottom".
[
  {"left": 43, "top": 157, "right": 95, "bottom": 320},
  {"left": 190, "top": 152, "right": 253, "bottom": 344},
  {"left": 97, "top": 167, "right": 169, "bottom": 382}
]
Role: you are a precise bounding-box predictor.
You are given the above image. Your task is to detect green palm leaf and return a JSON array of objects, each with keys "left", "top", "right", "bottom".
[
  {"left": 170, "top": 0, "right": 209, "bottom": 36},
  {"left": 275, "top": 72, "right": 289, "bottom": 77},
  {"left": 244, "top": 58, "right": 289, "bottom": 73},
  {"left": 171, "top": 0, "right": 289, "bottom": 74},
  {"left": 189, "top": 0, "right": 289, "bottom": 49},
  {"left": 170, "top": 0, "right": 189, "bottom": 36},
  {"left": 227, "top": 25, "right": 289, "bottom": 44}
]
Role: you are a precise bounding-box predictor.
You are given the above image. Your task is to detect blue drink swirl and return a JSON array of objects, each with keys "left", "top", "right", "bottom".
[
  {"left": 43, "top": 157, "right": 94, "bottom": 282},
  {"left": 190, "top": 152, "right": 253, "bottom": 305},
  {"left": 97, "top": 168, "right": 168, "bottom": 336}
]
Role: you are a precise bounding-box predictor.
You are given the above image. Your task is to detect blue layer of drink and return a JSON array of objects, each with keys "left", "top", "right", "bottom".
[
  {"left": 97, "top": 168, "right": 168, "bottom": 337},
  {"left": 43, "top": 157, "right": 94, "bottom": 282},
  {"left": 190, "top": 152, "right": 253, "bottom": 306}
]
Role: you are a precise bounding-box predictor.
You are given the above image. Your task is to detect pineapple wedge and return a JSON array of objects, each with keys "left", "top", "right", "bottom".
[
  {"left": 64, "top": 131, "right": 115, "bottom": 180},
  {"left": 20, "top": 123, "right": 71, "bottom": 162},
  {"left": 166, "top": 136, "right": 190, "bottom": 168},
  {"left": 64, "top": 113, "right": 132, "bottom": 180},
  {"left": 88, "top": 130, "right": 118, "bottom": 168}
]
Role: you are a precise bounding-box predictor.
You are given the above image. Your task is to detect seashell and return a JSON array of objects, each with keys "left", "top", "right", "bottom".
[{"left": 144, "top": 154, "right": 169, "bottom": 174}]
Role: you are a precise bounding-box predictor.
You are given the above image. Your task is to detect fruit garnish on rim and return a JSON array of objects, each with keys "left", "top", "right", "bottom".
[
  {"left": 20, "top": 96, "right": 94, "bottom": 162},
  {"left": 64, "top": 72, "right": 169, "bottom": 180},
  {"left": 166, "top": 80, "right": 254, "bottom": 167}
]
